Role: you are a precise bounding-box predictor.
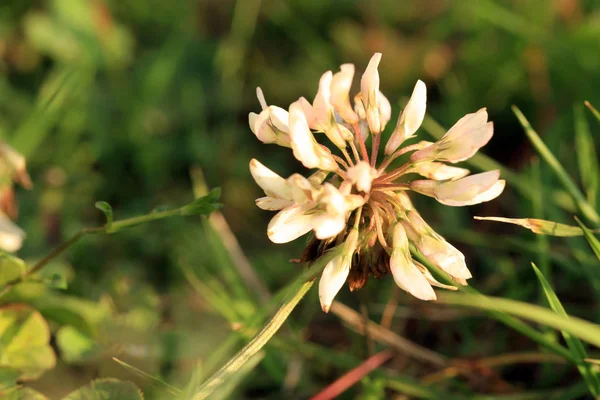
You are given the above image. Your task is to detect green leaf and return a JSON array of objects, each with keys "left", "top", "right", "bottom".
[
  {"left": 62, "top": 378, "right": 143, "bottom": 400},
  {"left": 574, "top": 105, "right": 599, "bottom": 204},
  {"left": 532, "top": 263, "right": 600, "bottom": 396},
  {"left": 56, "top": 326, "right": 103, "bottom": 364},
  {"left": 181, "top": 188, "right": 222, "bottom": 217},
  {"left": 3, "top": 387, "right": 48, "bottom": 400},
  {"left": 474, "top": 216, "right": 597, "bottom": 237},
  {"left": 512, "top": 106, "right": 600, "bottom": 225},
  {"left": 575, "top": 217, "right": 600, "bottom": 260},
  {"left": 0, "top": 366, "right": 20, "bottom": 391},
  {"left": 438, "top": 292, "right": 600, "bottom": 349},
  {"left": 94, "top": 201, "right": 113, "bottom": 229},
  {"left": 0, "top": 305, "right": 56, "bottom": 380}
]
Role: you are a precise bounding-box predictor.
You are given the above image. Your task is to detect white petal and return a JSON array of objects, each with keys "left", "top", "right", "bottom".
[
  {"left": 377, "top": 91, "right": 392, "bottom": 131},
  {"left": 268, "top": 106, "right": 290, "bottom": 133},
  {"left": 439, "top": 122, "right": 494, "bottom": 163},
  {"left": 434, "top": 170, "right": 500, "bottom": 205},
  {"left": 331, "top": 64, "right": 358, "bottom": 124},
  {"left": 413, "top": 262, "right": 458, "bottom": 291},
  {"left": 256, "top": 197, "right": 294, "bottom": 210},
  {"left": 347, "top": 161, "right": 377, "bottom": 193},
  {"left": 420, "top": 235, "right": 471, "bottom": 279},
  {"left": 313, "top": 71, "right": 333, "bottom": 126},
  {"left": 312, "top": 213, "right": 346, "bottom": 240},
  {"left": 444, "top": 108, "right": 488, "bottom": 141},
  {"left": 287, "top": 173, "right": 321, "bottom": 205},
  {"left": 319, "top": 255, "right": 350, "bottom": 312},
  {"left": 390, "top": 251, "right": 436, "bottom": 301},
  {"left": 256, "top": 87, "right": 268, "bottom": 110},
  {"left": 402, "top": 80, "right": 427, "bottom": 137},
  {"left": 267, "top": 205, "right": 314, "bottom": 243},
  {"left": 361, "top": 53, "right": 381, "bottom": 108},
  {"left": 252, "top": 110, "right": 278, "bottom": 144},
  {"left": 249, "top": 159, "right": 293, "bottom": 200},
  {"left": 289, "top": 101, "right": 338, "bottom": 171}
]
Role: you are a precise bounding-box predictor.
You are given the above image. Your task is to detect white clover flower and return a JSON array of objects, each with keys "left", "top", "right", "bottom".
[{"left": 249, "top": 53, "right": 504, "bottom": 311}]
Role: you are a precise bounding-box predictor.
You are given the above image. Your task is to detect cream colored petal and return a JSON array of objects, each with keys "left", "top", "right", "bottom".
[
  {"left": 377, "top": 91, "right": 392, "bottom": 131},
  {"left": 410, "top": 162, "right": 470, "bottom": 181},
  {"left": 390, "top": 251, "right": 436, "bottom": 301},
  {"left": 248, "top": 112, "right": 258, "bottom": 134},
  {"left": 267, "top": 205, "right": 314, "bottom": 243},
  {"left": 420, "top": 235, "right": 471, "bottom": 279},
  {"left": 386, "top": 80, "right": 427, "bottom": 155},
  {"left": 287, "top": 173, "right": 321, "bottom": 205},
  {"left": 256, "top": 87, "right": 268, "bottom": 110},
  {"left": 413, "top": 261, "right": 458, "bottom": 291},
  {"left": 289, "top": 101, "right": 338, "bottom": 171},
  {"left": 439, "top": 122, "right": 494, "bottom": 163},
  {"left": 313, "top": 71, "right": 333, "bottom": 126},
  {"left": 444, "top": 108, "right": 488, "bottom": 141},
  {"left": 312, "top": 213, "right": 346, "bottom": 240},
  {"left": 249, "top": 159, "right": 293, "bottom": 200},
  {"left": 331, "top": 64, "right": 358, "bottom": 124},
  {"left": 268, "top": 106, "right": 290, "bottom": 133},
  {"left": 319, "top": 255, "right": 350, "bottom": 312},
  {"left": 252, "top": 110, "right": 278, "bottom": 144},
  {"left": 360, "top": 53, "right": 381, "bottom": 108},
  {"left": 434, "top": 170, "right": 500, "bottom": 205},
  {"left": 347, "top": 161, "right": 377, "bottom": 193},
  {"left": 256, "top": 197, "right": 294, "bottom": 211}
]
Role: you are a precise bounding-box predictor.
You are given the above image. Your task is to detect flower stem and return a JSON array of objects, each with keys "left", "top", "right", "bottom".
[
  {"left": 353, "top": 123, "right": 370, "bottom": 162},
  {"left": 370, "top": 134, "right": 381, "bottom": 167}
]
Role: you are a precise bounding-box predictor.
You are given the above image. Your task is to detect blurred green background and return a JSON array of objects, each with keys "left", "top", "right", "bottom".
[{"left": 1, "top": 0, "right": 600, "bottom": 398}]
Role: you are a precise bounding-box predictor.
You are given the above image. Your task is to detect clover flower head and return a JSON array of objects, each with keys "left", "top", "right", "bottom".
[{"left": 249, "top": 53, "right": 504, "bottom": 312}]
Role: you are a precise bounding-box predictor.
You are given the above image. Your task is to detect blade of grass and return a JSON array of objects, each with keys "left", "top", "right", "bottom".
[
  {"left": 412, "top": 250, "right": 576, "bottom": 362},
  {"left": 531, "top": 263, "right": 600, "bottom": 396},
  {"left": 437, "top": 292, "right": 600, "bottom": 349},
  {"left": 574, "top": 104, "right": 599, "bottom": 204},
  {"left": 512, "top": 106, "right": 600, "bottom": 226},
  {"left": 187, "top": 248, "right": 339, "bottom": 400},
  {"left": 584, "top": 101, "right": 600, "bottom": 122},
  {"left": 574, "top": 216, "right": 600, "bottom": 260},
  {"left": 112, "top": 357, "right": 181, "bottom": 396}
]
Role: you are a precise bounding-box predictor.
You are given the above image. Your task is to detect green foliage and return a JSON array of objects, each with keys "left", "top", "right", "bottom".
[
  {"left": 0, "top": 306, "right": 55, "bottom": 380},
  {"left": 0, "top": 0, "right": 599, "bottom": 398}
]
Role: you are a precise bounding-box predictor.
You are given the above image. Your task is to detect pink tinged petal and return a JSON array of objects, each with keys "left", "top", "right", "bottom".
[
  {"left": 267, "top": 205, "right": 314, "bottom": 243},
  {"left": 410, "top": 162, "right": 470, "bottom": 181},
  {"left": 289, "top": 102, "right": 338, "bottom": 171},
  {"left": 433, "top": 170, "right": 500, "bottom": 206},
  {"left": 255, "top": 197, "right": 294, "bottom": 210},
  {"left": 385, "top": 80, "right": 427, "bottom": 155},
  {"left": 298, "top": 97, "right": 318, "bottom": 128},
  {"left": 319, "top": 255, "right": 350, "bottom": 312},
  {"left": 251, "top": 111, "right": 278, "bottom": 144},
  {"left": 249, "top": 159, "right": 293, "bottom": 200},
  {"left": 331, "top": 64, "right": 359, "bottom": 124}
]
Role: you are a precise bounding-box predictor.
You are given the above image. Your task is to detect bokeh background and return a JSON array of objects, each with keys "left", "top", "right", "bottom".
[{"left": 1, "top": 0, "right": 600, "bottom": 398}]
